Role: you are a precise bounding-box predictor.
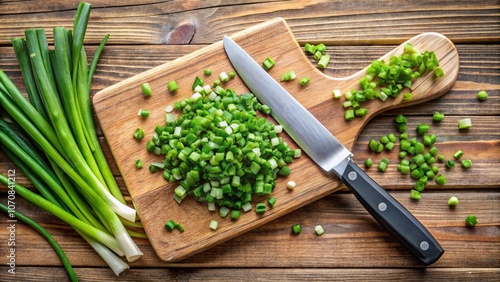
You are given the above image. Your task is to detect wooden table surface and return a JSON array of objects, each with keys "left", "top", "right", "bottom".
[{"left": 0, "top": 0, "right": 499, "bottom": 281}]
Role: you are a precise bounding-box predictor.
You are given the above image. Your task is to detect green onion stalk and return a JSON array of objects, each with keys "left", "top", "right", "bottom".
[
  {"left": 0, "top": 1, "right": 143, "bottom": 271},
  {"left": 0, "top": 203, "right": 78, "bottom": 281}
]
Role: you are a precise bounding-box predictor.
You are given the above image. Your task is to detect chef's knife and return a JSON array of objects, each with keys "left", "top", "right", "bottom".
[{"left": 223, "top": 36, "right": 444, "bottom": 265}]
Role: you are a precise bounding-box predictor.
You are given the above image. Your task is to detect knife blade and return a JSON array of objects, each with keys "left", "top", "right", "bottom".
[{"left": 223, "top": 36, "right": 444, "bottom": 265}]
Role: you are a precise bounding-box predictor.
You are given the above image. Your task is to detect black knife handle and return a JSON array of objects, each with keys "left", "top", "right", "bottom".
[{"left": 340, "top": 158, "right": 444, "bottom": 265}]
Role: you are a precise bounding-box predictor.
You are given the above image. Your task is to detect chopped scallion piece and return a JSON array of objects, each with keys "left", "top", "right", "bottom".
[
  {"left": 465, "top": 215, "right": 478, "bottom": 227},
  {"left": 280, "top": 70, "right": 296, "bottom": 82},
  {"left": 461, "top": 159, "right": 472, "bottom": 168},
  {"left": 448, "top": 196, "right": 458, "bottom": 207},
  {"left": 299, "top": 77, "right": 311, "bottom": 86},
  {"left": 410, "top": 189, "right": 421, "bottom": 200},
  {"left": 141, "top": 82, "right": 152, "bottom": 97},
  {"left": 318, "top": 54, "right": 331, "bottom": 69},
  {"left": 432, "top": 111, "right": 444, "bottom": 122},
  {"left": 168, "top": 80, "right": 179, "bottom": 93},
  {"left": 165, "top": 219, "right": 177, "bottom": 231},
  {"left": 436, "top": 174, "right": 447, "bottom": 185},
  {"left": 453, "top": 150, "right": 463, "bottom": 159},
  {"left": 314, "top": 225, "right": 324, "bottom": 235},
  {"left": 203, "top": 69, "right": 212, "bottom": 76},
  {"left": 192, "top": 76, "right": 203, "bottom": 90},
  {"left": 458, "top": 118, "right": 472, "bottom": 129},
  {"left": 133, "top": 128, "right": 145, "bottom": 140},
  {"left": 262, "top": 57, "right": 275, "bottom": 71},
  {"left": 287, "top": 181, "right": 296, "bottom": 190},
  {"left": 135, "top": 159, "right": 143, "bottom": 169},
  {"left": 333, "top": 89, "right": 342, "bottom": 99},
  {"left": 477, "top": 90, "right": 488, "bottom": 101},
  {"left": 434, "top": 67, "right": 444, "bottom": 77},
  {"left": 291, "top": 224, "right": 302, "bottom": 234},
  {"left": 267, "top": 197, "right": 277, "bottom": 208},
  {"left": 364, "top": 158, "right": 373, "bottom": 168},
  {"left": 416, "top": 123, "right": 430, "bottom": 135},
  {"left": 138, "top": 109, "right": 150, "bottom": 118},
  {"left": 255, "top": 203, "right": 266, "bottom": 214},
  {"left": 209, "top": 220, "right": 218, "bottom": 230}
]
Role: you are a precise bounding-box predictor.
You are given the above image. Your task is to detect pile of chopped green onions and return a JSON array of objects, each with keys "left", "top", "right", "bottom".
[
  {"left": 144, "top": 78, "right": 300, "bottom": 218},
  {"left": 341, "top": 43, "right": 443, "bottom": 120},
  {"left": 0, "top": 2, "right": 142, "bottom": 276},
  {"left": 365, "top": 113, "right": 473, "bottom": 201}
]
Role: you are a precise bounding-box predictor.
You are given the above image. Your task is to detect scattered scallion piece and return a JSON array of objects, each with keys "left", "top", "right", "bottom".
[
  {"left": 262, "top": 57, "right": 275, "bottom": 71},
  {"left": 255, "top": 203, "right": 267, "bottom": 214},
  {"left": 453, "top": 150, "right": 463, "bottom": 159},
  {"left": 448, "top": 196, "right": 458, "bottom": 207},
  {"left": 165, "top": 219, "right": 177, "bottom": 231},
  {"left": 458, "top": 118, "right": 472, "bottom": 129},
  {"left": 333, "top": 89, "right": 342, "bottom": 99},
  {"left": 228, "top": 71, "right": 236, "bottom": 79},
  {"left": 138, "top": 109, "right": 150, "bottom": 118},
  {"left": 133, "top": 128, "right": 145, "bottom": 140},
  {"left": 291, "top": 224, "right": 302, "bottom": 234},
  {"left": 403, "top": 92, "right": 413, "bottom": 101},
  {"left": 135, "top": 159, "right": 143, "bottom": 169},
  {"left": 477, "top": 90, "right": 488, "bottom": 101},
  {"left": 280, "top": 70, "right": 296, "bottom": 82},
  {"left": 203, "top": 69, "right": 212, "bottom": 76},
  {"left": 318, "top": 54, "right": 331, "bottom": 69},
  {"left": 461, "top": 159, "right": 472, "bottom": 168},
  {"left": 434, "top": 67, "right": 444, "bottom": 77},
  {"left": 410, "top": 189, "right": 421, "bottom": 200},
  {"left": 432, "top": 111, "right": 444, "bottom": 122},
  {"left": 446, "top": 160, "right": 455, "bottom": 168},
  {"left": 314, "top": 225, "right": 325, "bottom": 235},
  {"left": 416, "top": 124, "right": 430, "bottom": 135},
  {"left": 465, "top": 215, "right": 478, "bottom": 227},
  {"left": 141, "top": 82, "right": 152, "bottom": 97},
  {"left": 192, "top": 76, "right": 203, "bottom": 90},
  {"left": 209, "top": 220, "right": 218, "bottom": 230},
  {"left": 219, "top": 72, "right": 229, "bottom": 82},
  {"left": 436, "top": 174, "right": 447, "bottom": 185},
  {"left": 300, "top": 77, "right": 311, "bottom": 86},
  {"left": 167, "top": 80, "right": 179, "bottom": 93},
  {"left": 231, "top": 210, "right": 241, "bottom": 220},
  {"left": 267, "top": 197, "right": 277, "bottom": 208},
  {"left": 287, "top": 181, "right": 296, "bottom": 190},
  {"left": 364, "top": 158, "right": 373, "bottom": 168}
]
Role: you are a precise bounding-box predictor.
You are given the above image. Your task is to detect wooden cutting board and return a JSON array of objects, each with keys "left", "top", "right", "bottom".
[{"left": 93, "top": 17, "right": 459, "bottom": 262}]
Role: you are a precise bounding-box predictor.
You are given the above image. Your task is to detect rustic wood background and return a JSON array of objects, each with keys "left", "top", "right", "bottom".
[{"left": 0, "top": 0, "right": 499, "bottom": 281}]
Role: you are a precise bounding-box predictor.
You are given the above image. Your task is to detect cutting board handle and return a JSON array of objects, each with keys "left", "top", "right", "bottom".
[{"left": 234, "top": 18, "right": 459, "bottom": 151}]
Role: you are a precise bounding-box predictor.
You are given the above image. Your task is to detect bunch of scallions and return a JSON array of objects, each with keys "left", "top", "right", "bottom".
[{"left": 0, "top": 2, "right": 143, "bottom": 276}]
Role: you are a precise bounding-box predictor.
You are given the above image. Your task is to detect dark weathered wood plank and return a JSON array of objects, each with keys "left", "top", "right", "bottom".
[
  {"left": 0, "top": 266, "right": 499, "bottom": 282},
  {"left": 0, "top": 0, "right": 499, "bottom": 45},
  {"left": 1, "top": 190, "right": 498, "bottom": 268},
  {"left": 0, "top": 44, "right": 498, "bottom": 115}
]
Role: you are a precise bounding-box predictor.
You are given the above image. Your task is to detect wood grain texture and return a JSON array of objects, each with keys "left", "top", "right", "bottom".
[
  {"left": 92, "top": 18, "right": 460, "bottom": 262},
  {"left": 0, "top": 266, "right": 499, "bottom": 282},
  {"left": 0, "top": 190, "right": 498, "bottom": 268},
  {"left": 0, "top": 0, "right": 498, "bottom": 280},
  {"left": 0, "top": 0, "right": 499, "bottom": 45}
]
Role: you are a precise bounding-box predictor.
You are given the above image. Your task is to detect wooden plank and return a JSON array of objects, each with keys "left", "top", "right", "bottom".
[
  {"left": 1, "top": 190, "right": 498, "bottom": 268},
  {"left": 0, "top": 0, "right": 499, "bottom": 45},
  {"left": 0, "top": 266, "right": 499, "bottom": 282},
  {"left": 91, "top": 18, "right": 459, "bottom": 262}
]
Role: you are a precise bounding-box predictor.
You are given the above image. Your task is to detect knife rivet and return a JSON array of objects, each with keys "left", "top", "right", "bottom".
[
  {"left": 420, "top": 241, "right": 430, "bottom": 251},
  {"left": 378, "top": 202, "right": 387, "bottom": 212},
  {"left": 348, "top": 171, "right": 357, "bottom": 180}
]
